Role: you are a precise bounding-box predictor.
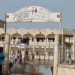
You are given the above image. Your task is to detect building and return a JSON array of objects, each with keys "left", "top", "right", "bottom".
[
  {"left": 0, "top": 28, "right": 75, "bottom": 63},
  {"left": 0, "top": 20, "right": 6, "bottom": 28}
]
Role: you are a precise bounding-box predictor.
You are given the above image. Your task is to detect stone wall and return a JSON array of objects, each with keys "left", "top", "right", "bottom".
[{"left": 58, "top": 64, "right": 75, "bottom": 75}]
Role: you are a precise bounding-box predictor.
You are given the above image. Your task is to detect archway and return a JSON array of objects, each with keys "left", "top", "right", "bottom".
[
  {"left": 6, "top": 6, "right": 61, "bottom": 23},
  {"left": 4, "top": 6, "right": 62, "bottom": 75}
]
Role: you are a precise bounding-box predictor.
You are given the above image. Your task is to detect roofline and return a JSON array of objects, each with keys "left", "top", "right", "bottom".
[{"left": 0, "top": 20, "right": 6, "bottom": 24}]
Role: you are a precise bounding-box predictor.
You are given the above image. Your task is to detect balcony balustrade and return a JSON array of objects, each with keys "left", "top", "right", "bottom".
[
  {"left": 0, "top": 40, "right": 54, "bottom": 48},
  {"left": 29, "top": 42, "right": 54, "bottom": 48},
  {"left": 0, "top": 41, "right": 4, "bottom": 46}
]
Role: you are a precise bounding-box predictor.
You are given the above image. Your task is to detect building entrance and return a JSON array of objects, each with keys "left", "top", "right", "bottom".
[{"left": 3, "top": 6, "right": 62, "bottom": 75}]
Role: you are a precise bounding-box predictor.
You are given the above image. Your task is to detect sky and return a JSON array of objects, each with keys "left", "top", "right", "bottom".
[{"left": 0, "top": 0, "right": 75, "bottom": 30}]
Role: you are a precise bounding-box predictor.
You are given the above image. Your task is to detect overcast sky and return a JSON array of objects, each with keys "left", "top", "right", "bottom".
[{"left": 0, "top": 0, "right": 75, "bottom": 30}]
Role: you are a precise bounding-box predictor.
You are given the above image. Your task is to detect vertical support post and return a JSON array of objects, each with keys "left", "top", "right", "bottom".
[
  {"left": 32, "top": 37, "right": 35, "bottom": 62},
  {"left": 64, "top": 45, "right": 67, "bottom": 62},
  {"left": 39, "top": 46, "right": 41, "bottom": 63},
  {"left": 3, "top": 34, "right": 10, "bottom": 74},
  {"left": 44, "top": 37, "right": 46, "bottom": 64},
  {"left": 48, "top": 40, "right": 50, "bottom": 64},
  {"left": 9, "top": 35, "right": 11, "bottom": 59},
  {"left": 73, "top": 35, "right": 75, "bottom": 61},
  {"left": 5, "top": 14, "right": 7, "bottom": 33},
  {"left": 33, "top": 37, "right": 36, "bottom": 53},
  {"left": 53, "top": 34, "right": 60, "bottom": 75},
  {"left": 60, "top": 13, "right": 64, "bottom": 63},
  {"left": 33, "top": 37, "right": 35, "bottom": 53},
  {"left": 66, "top": 49, "right": 69, "bottom": 62}
]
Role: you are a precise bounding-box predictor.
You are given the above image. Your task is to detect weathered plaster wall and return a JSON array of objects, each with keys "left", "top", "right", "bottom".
[{"left": 58, "top": 64, "right": 75, "bottom": 75}]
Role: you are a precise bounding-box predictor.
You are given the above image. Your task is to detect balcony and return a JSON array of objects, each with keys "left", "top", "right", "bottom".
[
  {"left": 0, "top": 41, "right": 4, "bottom": 46},
  {"left": 29, "top": 42, "right": 54, "bottom": 48},
  {"left": 0, "top": 41, "right": 54, "bottom": 48},
  {"left": 46, "top": 42, "right": 54, "bottom": 48}
]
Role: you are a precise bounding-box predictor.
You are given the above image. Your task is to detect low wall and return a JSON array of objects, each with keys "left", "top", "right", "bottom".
[
  {"left": 10, "top": 74, "right": 25, "bottom": 75},
  {"left": 58, "top": 64, "right": 75, "bottom": 75}
]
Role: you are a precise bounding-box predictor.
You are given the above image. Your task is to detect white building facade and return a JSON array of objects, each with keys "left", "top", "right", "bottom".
[{"left": 0, "top": 28, "right": 75, "bottom": 64}]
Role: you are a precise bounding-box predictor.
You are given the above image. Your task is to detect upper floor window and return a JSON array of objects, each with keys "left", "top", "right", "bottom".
[
  {"left": 36, "top": 38, "right": 45, "bottom": 42},
  {"left": 48, "top": 38, "right": 54, "bottom": 42},
  {"left": 2, "top": 37, "right": 5, "bottom": 41}
]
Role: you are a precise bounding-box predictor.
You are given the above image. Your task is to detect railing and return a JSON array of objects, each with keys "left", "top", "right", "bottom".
[
  {"left": 46, "top": 42, "right": 54, "bottom": 48},
  {"left": 29, "top": 42, "right": 54, "bottom": 48},
  {"left": 0, "top": 41, "right": 5, "bottom": 46},
  {"left": 0, "top": 41, "right": 54, "bottom": 48}
]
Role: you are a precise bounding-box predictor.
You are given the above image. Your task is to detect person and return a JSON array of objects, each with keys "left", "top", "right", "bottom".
[
  {"left": 19, "top": 53, "right": 22, "bottom": 64},
  {"left": 9, "top": 55, "right": 14, "bottom": 69},
  {"left": 51, "top": 66, "right": 53, "bottom": 75},
  {"left": 12, "top": 54, "right": 15, "bottom": 64},
  {"left": 17, "top": 52, "right": 20, "bottom": 63},
  {"left": 32, "top": 53, "right": 34, "bottom": 62},
  {"left": 0, "top": 47, "right": 5, "bottom": 75},
  {"left": 9, "top": 61, "right": 13, "bottom": 69},
  {"left": 32, "top": 7, "right": 34, "bottom": 14},
  {"left": 14, "top": 55, "right": 17, "bottom": 63},
  {"left": 35, "top": 7, "right": 37, "bottom": 12}
]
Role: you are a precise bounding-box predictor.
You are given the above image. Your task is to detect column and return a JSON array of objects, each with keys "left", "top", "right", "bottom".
[
  {"left": 3, "top": 34, "right": 10, "bottom": 74},
  {"left": 33, "top": 37, "right": 36, "bottom": 53},
  {"left": 46, "top": 38, "right": 48, "bottom": 48},
  {"left": 66, "top": 49, "right": 69, "bottom": 61},
  {"left": 73, "top": 35, "right": 75, "bottom": 60},
  {"left": 9, "top": 35, "right": 11, "bottom": 59},
  {"left": 61, "top": 35, "right": 65, "bottom": 62},
  {"left": 32, "top": 37, "right": 36, "bottom": 61},
  {"left": 45, "top": 37, "right": 47, "bottom": 54},
  {"left": 44, "top": 37, "right": 47, "bottom": 63},
  {"left": 29, "top": 38, "right": 32, "bottom": 43},
  {"left": 53, "top": 34, "right": 60, "bottom": 75}
]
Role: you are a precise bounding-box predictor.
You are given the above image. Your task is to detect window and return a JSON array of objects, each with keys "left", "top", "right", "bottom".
[
  {"left": 48, "top": 52, "right": 50, "bottom": 56},
  {"left": 32, "top": 38, "right": 34, "bottom": 42},
  {"left": 25, "top": 51, "right": 28, "bottom": 55},
  {"left": 2, "top": 37, "right": 5, "bottom": 41},
  {"left": 48, "top": 38, "right": 54, "bottom": 42},
  {"left": 0, "top": 37, "right": 1, "bottom": 41},
  {"left": 36, "top": 38, "right": 45, "bottom": 42},
  {"left": 36, "top": 51, "right": 38, "bottom": 55},
  {"left": 13, "top": 37, "right": 16, "bottom": 40}
]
